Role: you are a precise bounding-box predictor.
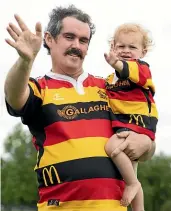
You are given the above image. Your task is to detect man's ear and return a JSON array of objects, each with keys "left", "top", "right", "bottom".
[{"left": 44, "top": 32, "right": 53, "bottom": 49}]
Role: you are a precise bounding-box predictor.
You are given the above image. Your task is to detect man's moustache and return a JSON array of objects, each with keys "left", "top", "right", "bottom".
[{"left": 65, "top": 48, "right": 83, "bottom": 59}]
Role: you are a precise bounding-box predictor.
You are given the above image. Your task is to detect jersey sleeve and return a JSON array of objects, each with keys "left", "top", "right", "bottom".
[
  {"left": 117, "top": 60, "right": 155, "bottom": 94},
  {"left": 5, "top": 77, "right": 43, "bottom": 124}
]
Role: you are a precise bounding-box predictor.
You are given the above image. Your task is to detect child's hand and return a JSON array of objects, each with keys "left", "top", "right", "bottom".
[{"left": 104, "top": 44, "right": 119, "bottom": 67}]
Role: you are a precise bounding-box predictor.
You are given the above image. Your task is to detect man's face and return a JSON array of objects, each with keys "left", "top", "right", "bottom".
[{"left": 50, "top": 17, "right": 90, "bottom": 73}]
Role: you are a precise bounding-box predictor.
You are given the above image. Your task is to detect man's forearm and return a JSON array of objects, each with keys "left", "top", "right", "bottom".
[{"left": 4, "top": 57, "right": 34, "bottom": 110}]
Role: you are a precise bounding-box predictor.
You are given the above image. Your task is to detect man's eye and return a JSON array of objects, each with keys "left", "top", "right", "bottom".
[
  {"left": 119, "top": 45, "right": 124, "bottom": 48},
  {"left": 130, "top": 46, "right": 136, "bottom": 49},
  {"left": 80, "top": 39, "right": 88, "bottom": 44},
  {"left": 66, "top": 36, "right": 73, "bottom": 40}
]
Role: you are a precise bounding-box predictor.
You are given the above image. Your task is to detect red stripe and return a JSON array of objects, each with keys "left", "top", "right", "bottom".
[
  {"left": 36, "top": 74, "right": 105, "bottom": 89},
  {"left": 137, "top": 63, "right": 151, "bottom": 87},
  {"left": 38, "top": 178, "right": 125, "bottom": 203},
  {"left": 83, "top": 74, "right": 105, "bottom": 88},
  {"left": 107, "top": 88, "right": 154, "bottom": 102},
  {"left": 44, "top": 119, "right": 113, "bottom": 146},
  {"left": 148, "top": 91, "right": 155, "bottom": 103},
  {"left": 38, "top": 77, "right": 74, "bottom": 89},
  {"left": 112, "top": 120, "right": 155, "bottom": 140}
]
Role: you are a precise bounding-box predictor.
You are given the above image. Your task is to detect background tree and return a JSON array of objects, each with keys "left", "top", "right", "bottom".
[
  {"left": 1, "top": 123, "right": 38, "bottom": 206},
  {"left": 128, "top": 154, "right": 171, "bottom": 211},
  {"left": 139, "top": 154, "right": 171, "bottom": 211}
]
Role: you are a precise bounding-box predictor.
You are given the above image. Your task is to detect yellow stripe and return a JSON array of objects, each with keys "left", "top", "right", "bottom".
[
  {"left": 110, "top": 99, "right": 158, "bottom": 117},
  {"left": 38, "top": 199, "right": 126, "bottom": 211},
  {"left": 29, "top": 81, "right": 43, "bottom": 100},
  {"left": 127, "top": 61, "right": 139, "bottom": 83},
  {"left": 42, "top": 87, "right": 108, "bottom": 105},
  {"left": 143, "top": 78, "right": 155, "bottom": 92},
  {"left": 37, "top": 137, "right": 108, "bottom": 169},
  {"left": 106, "top": 74, "right": 114, "bottom": 84}
]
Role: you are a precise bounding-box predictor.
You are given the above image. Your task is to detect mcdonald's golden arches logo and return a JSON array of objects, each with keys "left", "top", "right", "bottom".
[
  {"left": 43, "top": 165, "right": 61, "bottom": 186},
  {"left": 129, "top": 114, "right": 146, "bottom": 127}
]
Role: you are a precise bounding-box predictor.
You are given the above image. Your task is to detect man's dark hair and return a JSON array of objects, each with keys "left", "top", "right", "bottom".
[{"left": 43, "top": 4, "right": 96, "bottom": 54}]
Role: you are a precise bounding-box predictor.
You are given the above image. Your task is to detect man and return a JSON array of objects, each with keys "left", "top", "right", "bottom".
[{"left": 4, "top": 5, "right": 153, "bottom": 211}]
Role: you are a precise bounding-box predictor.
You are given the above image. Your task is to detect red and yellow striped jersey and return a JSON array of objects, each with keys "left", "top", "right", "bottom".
[
  {"left": 106, "top": 60, "right": 158, "bottom": 140},
  {"left": 6, "top": 72, "right": 126, "bottom": 211}
]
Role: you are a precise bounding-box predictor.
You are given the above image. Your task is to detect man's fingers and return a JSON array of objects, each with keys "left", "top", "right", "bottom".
[
  {"left": 7, "top": 26, "right": 19, "bottom": 41},
  {"left": 111, "top": 139, "right": 128, "bottom": 157},
  {"left": 117, "top": 139, "right": 129, "bottom": 151},
  {"left": 116, "top": 131, "right": 130, "bottom": 138},
  {"left": 14, "top": 14, "right": 29, "bottom": 31},
  {"left": 35, "top": 22, "right": 42, "bottom": 37},
  {"left": 8, "top": 23, "right": 21, "bottom": 36},
  {"left": 124, "top": 147, "right": 130, "bottom": 155},
  {"left": 127, "top": 151, "right": 134, "bottom": 158},
  {"left": 5, "top": 38, "right": 17, "bottom": 48},
  {"left": 129, "top": 156, "right": 137, "bottom": 161}
]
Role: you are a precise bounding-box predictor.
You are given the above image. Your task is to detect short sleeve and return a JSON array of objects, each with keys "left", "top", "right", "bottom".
[{"left": 5, "top": 77, "right": 43, "bottom": 125}]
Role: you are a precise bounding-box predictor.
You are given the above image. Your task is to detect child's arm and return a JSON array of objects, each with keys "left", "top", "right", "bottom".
[
  {"left": 114, "top": 59, "right": 155, "bottom": 93},
  {"left": 104, "top": 48, "right": 155, "bottom": 93}
]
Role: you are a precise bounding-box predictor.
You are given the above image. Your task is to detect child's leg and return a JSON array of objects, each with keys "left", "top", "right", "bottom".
[
  {"left": 130, "top": 142, "right": 156, "bottom": 211},
  {"left": 131, "top": 161, "right": 145, "bottom": 211},
  {"left": 105, "top": 135, "right": 141, "bottom": 207}
]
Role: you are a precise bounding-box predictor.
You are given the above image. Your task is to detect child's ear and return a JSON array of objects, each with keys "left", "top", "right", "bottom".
[{"left": 141, "top": 48, "right": 147, "bottom": 58}]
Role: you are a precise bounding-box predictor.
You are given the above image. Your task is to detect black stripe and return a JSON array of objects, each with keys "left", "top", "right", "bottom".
[
  {"left": 118, "top": 60, "right": 129, "bottom": 79},
  {"left": 106, "top": 79, "right": 137, "bottom": 92},
  {"left": 45, "top": 75, "right": 53, "bottom": 80},
  {"left": 111, "top": 113, "right": 158, "bottom": 132},
  {"left": 29, "top": 126, "right": 46, "bottom": 167},
  {"left": 6, "top": 86, "right": 42, "bottom": 121},
  {"left": 36, "top": 157, "right": 123, "bottom": 188},
  {"left": 42, "top": 101, "right": 111, "bottom": 126},
  {"left": 137, "top": 59, "right": 150, "bottom": 67},
  {"left": 141, "top": 89, "right": 152, "bottom": 113},
  {"left": 29, "top": 77, "right": 41, "bottom": 93}
]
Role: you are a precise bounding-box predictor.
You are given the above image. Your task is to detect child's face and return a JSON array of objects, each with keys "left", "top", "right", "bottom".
[{"left": 114, "top": 31, "right": 146, "bottom": 60}]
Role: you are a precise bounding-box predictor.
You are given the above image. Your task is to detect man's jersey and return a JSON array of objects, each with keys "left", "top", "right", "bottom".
[
  {"left": 106, "top": 60, "right": 158, "bottom": 140},
  {"left": 6, "top": 72, "right": 126, "bottom": 211}
]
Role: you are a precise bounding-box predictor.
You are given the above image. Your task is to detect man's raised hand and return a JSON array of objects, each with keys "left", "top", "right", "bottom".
[{"left": 6, "top": 14, "right": 42, "bottom": 61}]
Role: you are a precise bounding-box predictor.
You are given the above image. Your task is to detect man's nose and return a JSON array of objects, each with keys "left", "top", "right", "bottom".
[{"left": 72, "top": 39, "right": 80, "bottom": 48}]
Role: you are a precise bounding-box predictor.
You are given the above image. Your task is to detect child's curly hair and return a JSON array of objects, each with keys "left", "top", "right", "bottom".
[{"left": 111, "top": 23, "right": 153, "bottom": 52}]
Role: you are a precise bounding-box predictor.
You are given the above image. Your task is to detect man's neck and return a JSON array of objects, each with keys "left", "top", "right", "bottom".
[{"left": 52, "top": 67, "right": 83, "bottom": 80}]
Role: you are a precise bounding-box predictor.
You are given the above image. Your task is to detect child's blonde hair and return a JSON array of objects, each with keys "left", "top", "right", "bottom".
[{"left": 111, "top": 23, "right": 153, "bottom": 52}]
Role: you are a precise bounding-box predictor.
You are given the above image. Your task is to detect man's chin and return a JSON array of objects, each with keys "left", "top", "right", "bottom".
[{"left": 65, "top": 61, "right": 82, "bottom": 71}]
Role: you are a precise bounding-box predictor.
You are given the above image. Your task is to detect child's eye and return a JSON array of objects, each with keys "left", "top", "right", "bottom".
[{"left": 130, "top": 46, "right": 136, "bottom": 49}]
